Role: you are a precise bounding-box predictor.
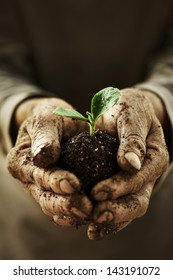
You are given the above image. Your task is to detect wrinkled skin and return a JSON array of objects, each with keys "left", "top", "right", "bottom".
[
  {"left": 7, "top": 89, "right": 169, "bottom": 240},
  {"left": 7, "top": 98, "right": 93, "bottom": 227},
  {"left": 88, "top": 88, "right": 169, "bottom": 239}
]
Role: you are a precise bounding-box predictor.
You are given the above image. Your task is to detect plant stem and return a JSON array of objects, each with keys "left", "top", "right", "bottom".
[{"left": 89, "top": 123, "right": 95, "bottom": 136}]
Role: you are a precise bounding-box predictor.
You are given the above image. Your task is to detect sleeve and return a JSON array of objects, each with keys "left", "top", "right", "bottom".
[
  {"left": 0, "top": 3, "right": 52, "bottom": 153},
  {"left": 0, "top": 39, "right": 52, "bottom": 153},
  {"left": 0, "top": 38, "right": 53, "bottom": 153},
  {"left": 135, "top": 25, "right": 173, "bottom": 160}
]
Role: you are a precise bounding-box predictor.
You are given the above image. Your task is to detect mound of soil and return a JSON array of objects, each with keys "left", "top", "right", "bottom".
[{"left": 59, "top": 130, "right": 120, "bottom": 193}]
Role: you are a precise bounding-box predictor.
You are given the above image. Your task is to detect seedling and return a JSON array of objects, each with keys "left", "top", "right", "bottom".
[
  {"left": 53, "top": 87, "right": 121, "bottom": 136},
  {"left": 53, "top": 87, "right": 121, "bottom": 191}
]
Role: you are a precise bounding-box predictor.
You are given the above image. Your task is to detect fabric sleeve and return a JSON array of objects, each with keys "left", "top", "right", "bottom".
[
  {"left": 135, "top": 25, "right": 173, "bottom": 160},
  {"left": 0, "top": 38, "right": 53, "bottom": 153},
  {"left": 0, "top": 42, "right": 53, "bottom": 153},
  {"left": 0, "top": 1, "right": 54, "bottom": 153}
]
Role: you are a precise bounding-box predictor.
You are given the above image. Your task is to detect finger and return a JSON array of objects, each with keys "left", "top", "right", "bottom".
[
  {"left": 53, "top": 215, "right": 78, "bottom": 228},
  {"left": 32, "top": 167, "right": 81, "bottom": 194},
  {"left": 116, "top": 93, "right": 153, "bottom": 171},
  {"left": 94, "top": 182, "right": 153, "bottom": 223},
  {"left": 87, "top": 220, "right": 131, "bottom": 240},
  {"left": 25, "top": 184, "right": 86, "bottom": 228},
  {"left": 93, "top": 181, "right": 153, "bottom": 225},
  {"left": 88, "top": 182, "right": 154, "bottom": 240},
  {"left": 7, "top": 138, "right": 81, "bottom": 194},
  {"left": 25, "top": 183, "right": 93, "bottom": 219},
  {"left": 91, "top": 170, "right": 154, "bottom": 202},
  {"left": 53, "top": 214, "right": 89, "bottom": 228},
  {"left": 96, "top": 91, "right": 151, "bottom": 171},
  {"left": 7, "top": 126, "right": 34, "bottom": 181},
  {"left": 26, "top": 106, "right": 63, "bottom": 167},
  {"left": 92, "top": 119, "right": 169, "bottom": 201}
]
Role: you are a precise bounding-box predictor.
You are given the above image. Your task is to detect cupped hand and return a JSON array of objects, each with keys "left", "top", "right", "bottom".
[
  {"left": 87, "top": 88, "right": 169, "bottom": 240},
  {"left": 7, "top": 97, "right": 92, "bottom": 227}
]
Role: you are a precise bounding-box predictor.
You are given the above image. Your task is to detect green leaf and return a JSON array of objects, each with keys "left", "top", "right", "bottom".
[
  {"left": 53, "top": 108, "right": 88, "bottom": 121},
  {"left": 53, "top": 87, "right": 121, "bottom": 137},
  {"left": 91, "top": 87, "right": 121, "bottom": 122}
]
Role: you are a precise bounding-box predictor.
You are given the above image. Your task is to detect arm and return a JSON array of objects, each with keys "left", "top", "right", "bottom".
[
  {"left": 135, "top": 29, "right": 173, "bottom": 158},
  {"left": 0, "top": 33, "right": 92, "bottom": 229}
]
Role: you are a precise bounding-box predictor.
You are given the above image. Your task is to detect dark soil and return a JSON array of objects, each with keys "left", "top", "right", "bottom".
[{"left": 59, "top": 130, "right": 120, "bottom": 193}]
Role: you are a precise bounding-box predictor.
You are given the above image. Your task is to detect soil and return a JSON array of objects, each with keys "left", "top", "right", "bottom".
[{"left": 59, "top": 129, "right": 120, "bottom": 193}]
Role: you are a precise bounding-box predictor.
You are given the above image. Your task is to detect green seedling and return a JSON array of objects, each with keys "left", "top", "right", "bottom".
[{"left": 53, "top": 87, "right": 121, "bottom": 136}]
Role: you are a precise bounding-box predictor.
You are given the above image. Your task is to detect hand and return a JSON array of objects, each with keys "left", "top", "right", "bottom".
[
  {"left": 87, "top": 88, "right": 169, "bottom": 240},
  {"left": 7, "top": 97, "right": 92, "bottom": 226}
]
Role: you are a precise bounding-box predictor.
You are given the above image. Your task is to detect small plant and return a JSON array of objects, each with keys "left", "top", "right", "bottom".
[
  {"left": 53, "top": 87, "right": 121, "bottom": 136},
  {"left": 53, "top": 87, "right": 121, "bottom": 192}
]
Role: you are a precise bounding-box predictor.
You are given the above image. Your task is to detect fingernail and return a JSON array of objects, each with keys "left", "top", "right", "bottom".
[
  {"left": 125, "top": 152, "right": 141, "bottom": 170},
  {"left": 33, "top": 143, "right": 45, "bottom": 157},
  {"left": 97, "top": 211, "right": 114, "bottom": 223},
  {"left": 59, "top": 179, "right": 74, "bottom": 194}
]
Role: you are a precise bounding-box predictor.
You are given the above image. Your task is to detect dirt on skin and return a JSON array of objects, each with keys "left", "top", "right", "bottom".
[{"left": 59, "top": 130, "right": 120, "bottom": 193}]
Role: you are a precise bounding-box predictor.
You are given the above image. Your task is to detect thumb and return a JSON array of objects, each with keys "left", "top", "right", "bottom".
[
  {"left": 117, "top": 113, "right": 149, "bottom": 172},
  {"left": 27, "top": 109, "right": 63, "bottom": 168},
  {"left": 118, "top": 134, "right": 146, "bottom": 171}
]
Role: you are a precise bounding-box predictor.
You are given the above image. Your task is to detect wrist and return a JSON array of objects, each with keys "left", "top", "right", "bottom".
[
  {"left": 136, "top": 89, "right": 170, "bottom": 145},
  {"left": 15, "top": 98, "right": 41, "bottom": 128},
  {"left": 121, "top": 87, "right": 170, "bottom": 142},
  {"left": 139, "top": 90, "right": 165, "bottom": 125}
]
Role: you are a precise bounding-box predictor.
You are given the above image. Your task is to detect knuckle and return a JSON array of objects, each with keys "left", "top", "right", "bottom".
[
  {"left": 121, "top": 134, "right": 146, "bottom": 157},
  {"left": 53, "top": 215, "right": 76, "bottom": 228},
  {"left": 135, "top": 195, "right": 149, "bottom": 217},
  {"left": 7, "top": 147, "right": 21, "bottom": 178},
  {"left": 148, "top": 142, "right": 169, "bottom": 173}
]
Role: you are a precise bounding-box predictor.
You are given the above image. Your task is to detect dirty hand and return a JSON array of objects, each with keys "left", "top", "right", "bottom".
[
  {"left": 88, "top": 88, "right": 169, "bottom": 240},
  {"left": 7, "top": 97, "right": 92, "bottom": 226}
]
